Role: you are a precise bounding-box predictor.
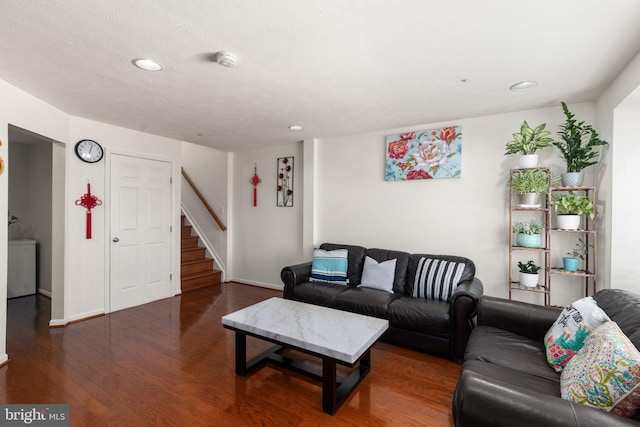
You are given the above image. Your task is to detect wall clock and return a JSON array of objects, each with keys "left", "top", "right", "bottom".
[{"left": 75, "top": 139, "right": 104, "bottom": 163}]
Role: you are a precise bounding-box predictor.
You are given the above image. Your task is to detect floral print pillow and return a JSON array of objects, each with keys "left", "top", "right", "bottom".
[
  {"left": 561, "top": 321, "right": 640, "bottom": 417},
  {"left": 544, "top": 296, "right": 610, "bottom": 372}
]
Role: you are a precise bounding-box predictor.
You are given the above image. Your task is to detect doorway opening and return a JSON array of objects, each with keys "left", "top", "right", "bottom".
[{"left": 6, "top": 125, "right": 65, "bottom": 347}]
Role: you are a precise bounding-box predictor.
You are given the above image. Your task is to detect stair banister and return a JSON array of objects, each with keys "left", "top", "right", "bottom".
[{"left": 181, "top": 167, "right": 227, "bottom": 231}]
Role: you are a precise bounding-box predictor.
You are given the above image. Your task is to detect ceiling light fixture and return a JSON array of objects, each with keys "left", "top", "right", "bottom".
[
  {"left": 509, "top": 81, "right": 538, "bottom": 91},
  {"left": 288, "top": 125, "right": 303, "bottom": 131},
  {"left": 215, "top": 51, "right": 237, "bottom": 67},
  {"left": 132, "top": 58, "right": 163, "bottom": 71}
]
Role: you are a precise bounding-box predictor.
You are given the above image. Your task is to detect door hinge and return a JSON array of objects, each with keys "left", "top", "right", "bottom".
[
  {"left": 170, "top": 177, "right": 172, "bottom": 184},
  {"left": 170, "top": 274, "right": 172, "bottom": 281},
  {"left": 170, "top": 225, "right": 172, "bottom": 232}
]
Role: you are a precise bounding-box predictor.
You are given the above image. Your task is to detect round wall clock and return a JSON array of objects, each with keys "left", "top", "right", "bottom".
[{"left": 75, "top": 139, "right": 103, "bottom": 163}]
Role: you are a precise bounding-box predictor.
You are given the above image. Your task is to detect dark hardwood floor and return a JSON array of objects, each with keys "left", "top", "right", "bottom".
[{"left": 1, "top": 283, "right": 461, "bottom": 426}]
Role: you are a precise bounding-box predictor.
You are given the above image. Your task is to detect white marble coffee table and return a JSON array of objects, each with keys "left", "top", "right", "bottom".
[{"left": 221, "top": 297, "right": 389, "bottom": 414}]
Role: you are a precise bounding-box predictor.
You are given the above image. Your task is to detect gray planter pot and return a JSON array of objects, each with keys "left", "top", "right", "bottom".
[
  {"left": 561, "top": 172, "right": 584, "bottom": 187},
  {"left": 518, "top": 192, "right": 541, "bottom": 207}
]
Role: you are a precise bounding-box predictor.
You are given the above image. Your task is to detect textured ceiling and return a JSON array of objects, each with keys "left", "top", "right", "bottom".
[{"left": 1, "top": 0, "right": 640, "bottom": 152}]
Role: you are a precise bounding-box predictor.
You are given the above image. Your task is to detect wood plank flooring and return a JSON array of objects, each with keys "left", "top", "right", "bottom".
[{"left": 1, "top": 283, "right": 461, "bottom": 426}]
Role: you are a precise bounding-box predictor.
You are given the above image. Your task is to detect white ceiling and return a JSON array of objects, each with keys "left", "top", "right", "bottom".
[{"left": 1, "top": 0, "right": 640, "bottom": 152}]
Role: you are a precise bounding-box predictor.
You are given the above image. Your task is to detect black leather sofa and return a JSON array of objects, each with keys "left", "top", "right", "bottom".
[
  {"left": 280, "top": 243, "right": 484, "bottom": 360},
  {"left": 452, "top": 289, "right": 640, "bottom": 427}
]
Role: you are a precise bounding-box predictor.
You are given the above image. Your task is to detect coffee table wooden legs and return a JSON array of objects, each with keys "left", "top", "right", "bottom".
[{"left": 232, "top": 330, "right": 371, "bottom": 415}]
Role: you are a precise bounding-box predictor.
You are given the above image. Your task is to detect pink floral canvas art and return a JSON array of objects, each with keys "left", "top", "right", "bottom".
[{"left": 385, "top": 126, "right": 462, "bottom": 181}]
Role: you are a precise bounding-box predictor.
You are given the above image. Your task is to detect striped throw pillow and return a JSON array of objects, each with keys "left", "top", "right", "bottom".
[
  {"left": 412, "top": 257, "right": 465, "bottom": 301},
  {"left": 309, "top": 248, "right": 349, "bottom": 285}
]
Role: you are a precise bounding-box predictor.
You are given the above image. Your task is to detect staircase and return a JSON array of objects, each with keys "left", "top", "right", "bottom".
[{"left": 180, "top": 215, "right": 222, "bottom": 292}]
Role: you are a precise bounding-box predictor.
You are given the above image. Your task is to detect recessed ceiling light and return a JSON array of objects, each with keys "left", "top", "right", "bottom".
[
  {"left": 509, "top": 81, "right": 538, "bottom": 91},
  {"left": 288, "top": 125, "right": 303, "bottom": 131},
  {"left": 132, "top": 58, "right": 163, "bottom": 71},
  {"left": 215, "top": 51, "right": 237, "bottom": 67}
]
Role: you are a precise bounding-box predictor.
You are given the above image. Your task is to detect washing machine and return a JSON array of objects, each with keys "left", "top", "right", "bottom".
[{"left": 8, "top": 239, "right": 36, "bottom": 298}]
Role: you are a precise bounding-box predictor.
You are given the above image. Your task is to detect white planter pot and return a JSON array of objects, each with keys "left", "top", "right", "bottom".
[
  {"left": 556, "top": 214, "right": 581, "bottom": 230},
  {"left": 519, "top": 272, "right": 539, "bottom": 288},
  {"left": 519, "top": 154, "right": 539, "bottom": 169}
]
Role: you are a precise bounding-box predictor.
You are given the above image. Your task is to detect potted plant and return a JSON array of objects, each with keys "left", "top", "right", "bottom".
[
  {"left": 505, "top": 120, "right": 554, "bottom": 168},
  {"left": 509, "top": 168, "right": 559, "bottom": 207},
  {"left": 552, "top": 102, "right": 608, "bottom": 187},
  {"left": 563, "top": 238, "right": 590, "bottom": 272},
  {"left": 551, "top": 191, "right": 595, "bottom": 230},
  {"left": 517, "top": 260, "right": 541, "bottom": 288},
  {"left": 512, "top": 219, "right": 544, "bottom": 248}
]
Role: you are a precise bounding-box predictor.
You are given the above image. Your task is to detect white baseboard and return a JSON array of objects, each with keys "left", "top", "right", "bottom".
[
  {"left": 38, "top": 288, "right": 52, "bottom": 298},
  {"left": 228, "top": 278, "right": 283, "bottom": 291},
  {"left": 49, "top": 318, "right": 69, "bottom": 327}
]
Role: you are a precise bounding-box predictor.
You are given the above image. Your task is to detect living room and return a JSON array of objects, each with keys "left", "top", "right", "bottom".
[{"left": 1, "top": 1, "right": 640, "bottom": 425}]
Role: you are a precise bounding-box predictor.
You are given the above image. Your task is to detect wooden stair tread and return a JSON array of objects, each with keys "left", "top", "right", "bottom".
[
  {"left": 182, "top": 269, "right": 222, "bottom": 280},
  {"left": 182, "top": 258, "right": 213, "bottom": 266}
]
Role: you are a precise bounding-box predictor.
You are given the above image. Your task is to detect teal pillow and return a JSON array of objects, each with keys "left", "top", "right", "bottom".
[{"left": 309, "top": 249, "right": 348, "bottom": 285}]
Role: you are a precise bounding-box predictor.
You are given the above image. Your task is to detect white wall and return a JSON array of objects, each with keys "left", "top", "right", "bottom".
[
  {"left": 66, "top": 117, "right": 182, "bottom": 320},
  {"left": 8, "top": 140, "right": 53, "bottom": 294},
  {"left": 230, "top": 142, "right": 304, "bottom": 288},
  {"left": 0, "top": 79, "right": 69, "bottom": 364},
  {"left": 231, "top": 104, "right": 600, "bottom": 306},
  {"left": 596, "top": 50, "right": 640, "bottom": 293},
  {"left": 180, "top": 141, "right": 230, "bottom": 274},
  {"left": 314, "top": 104, "right": 595, "bottom": 306}
]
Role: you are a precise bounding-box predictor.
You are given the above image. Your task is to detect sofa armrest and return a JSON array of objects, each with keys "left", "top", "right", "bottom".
[
  {"left": 477, "top": 296, "right": 562, "bottom": 342},
  {"left": 450, "top": 277, "right": 484, "bottom": 360},
  {"left": 281, "top": 262, "right": 312, "bottom": 299},
  {"left": 452, "top": 369, "right": 639, "bottom": 427}
]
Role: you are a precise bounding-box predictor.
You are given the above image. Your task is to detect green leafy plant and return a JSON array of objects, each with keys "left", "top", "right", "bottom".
[
  {"left": 509, "top": 168, "right": 559, "bottom": 194},
  {"left": 566, "top": 237, "right": 592, "bottom": 260},
  {"left": 517, "top": 260, "right": 541, "bottom": 274},
  {"left": 505, "top": 121, "right": 554, "bottom": 155},
  {"left": 551, "top": 191, "right": 595, "bottom": 219},
  {"left": 553, "top": 102, "right": 608, "bottom": 172},
  {"left": 512, "top": 219, "right": 544, "bottom": 235}
]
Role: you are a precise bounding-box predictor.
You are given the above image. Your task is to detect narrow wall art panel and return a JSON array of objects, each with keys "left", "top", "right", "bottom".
[
  {"left": 277, "top": 156, "right": 294, "bottom": 207},
  {"left": 385, "top": 126, "right": 462, "bottom": 181}
]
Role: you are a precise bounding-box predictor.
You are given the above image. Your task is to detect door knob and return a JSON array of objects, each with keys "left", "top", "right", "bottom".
[{"left": 112, "top": 237, "right": 119, "bottom": 242}]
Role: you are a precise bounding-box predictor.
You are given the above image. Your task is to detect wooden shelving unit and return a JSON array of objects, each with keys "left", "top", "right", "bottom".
[
  {"left": 508, "top": 168, "right": 552, "bottom": 306},
  {"left": 549, "top": 186, "right": 597, "bottom": 298}
]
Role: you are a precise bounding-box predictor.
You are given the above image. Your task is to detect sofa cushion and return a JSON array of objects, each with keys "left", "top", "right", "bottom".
[
  {"left": 291, "top": 282, "right": 348, "bottom": 306},
  {"left": 561, "top": 321, "right": 640, "bottom": 418},
  {"left": 387, "top": 296, "right": 451, "bottom": 337},
  {"left": 309, "top": 248, "right": 349, "bottom": 285},
  {"left": 358, "top": 256, "right": 396, "bottom": 293},
  {"left": 365, "top": 248, "right": 410, "bottom": 294},
  {"left": 544, "top": 296, "right": 610, "bottom": 372},
  {"left": 406, "top": 254, "right": 475, "bottom": 296},
  {"left": 320, "top": 243, "right": 366, "bottom": 286},
  {"left": 594, "top": 289, "right": 640, "bottom": 351},
  {"left": 412, "top": 257, "right": 465, "bottom": 301},
  {"left": 330, "top": 287, "right": 400, "bottom": 319},
  {"left": 462, "top": 359, "right": 561, "bottom": 396},
  {"left": 465, "top": 325, "right": 559, "bottom": 382}
]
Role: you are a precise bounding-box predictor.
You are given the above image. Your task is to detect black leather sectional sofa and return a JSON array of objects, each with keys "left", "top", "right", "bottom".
[
  {"left": 280, "top": 243, "right": 484, "bottom": 360},
  {"left": 453, "top": 289, "right": 640, "bottom": 427}
]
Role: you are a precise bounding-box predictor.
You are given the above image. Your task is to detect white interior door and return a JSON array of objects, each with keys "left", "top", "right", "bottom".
[{"left": 110, "top": 154, "right": 172, "bottom": 312}]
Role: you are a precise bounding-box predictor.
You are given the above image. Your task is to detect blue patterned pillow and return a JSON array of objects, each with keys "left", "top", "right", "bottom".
[{"left": 309, "top": 249, "right": 348, "bottom": 285}]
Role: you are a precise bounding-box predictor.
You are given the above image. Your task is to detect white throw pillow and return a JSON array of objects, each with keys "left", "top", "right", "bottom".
[{"left": 358, "top": 256, "right": 396, "bottom": 294}]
